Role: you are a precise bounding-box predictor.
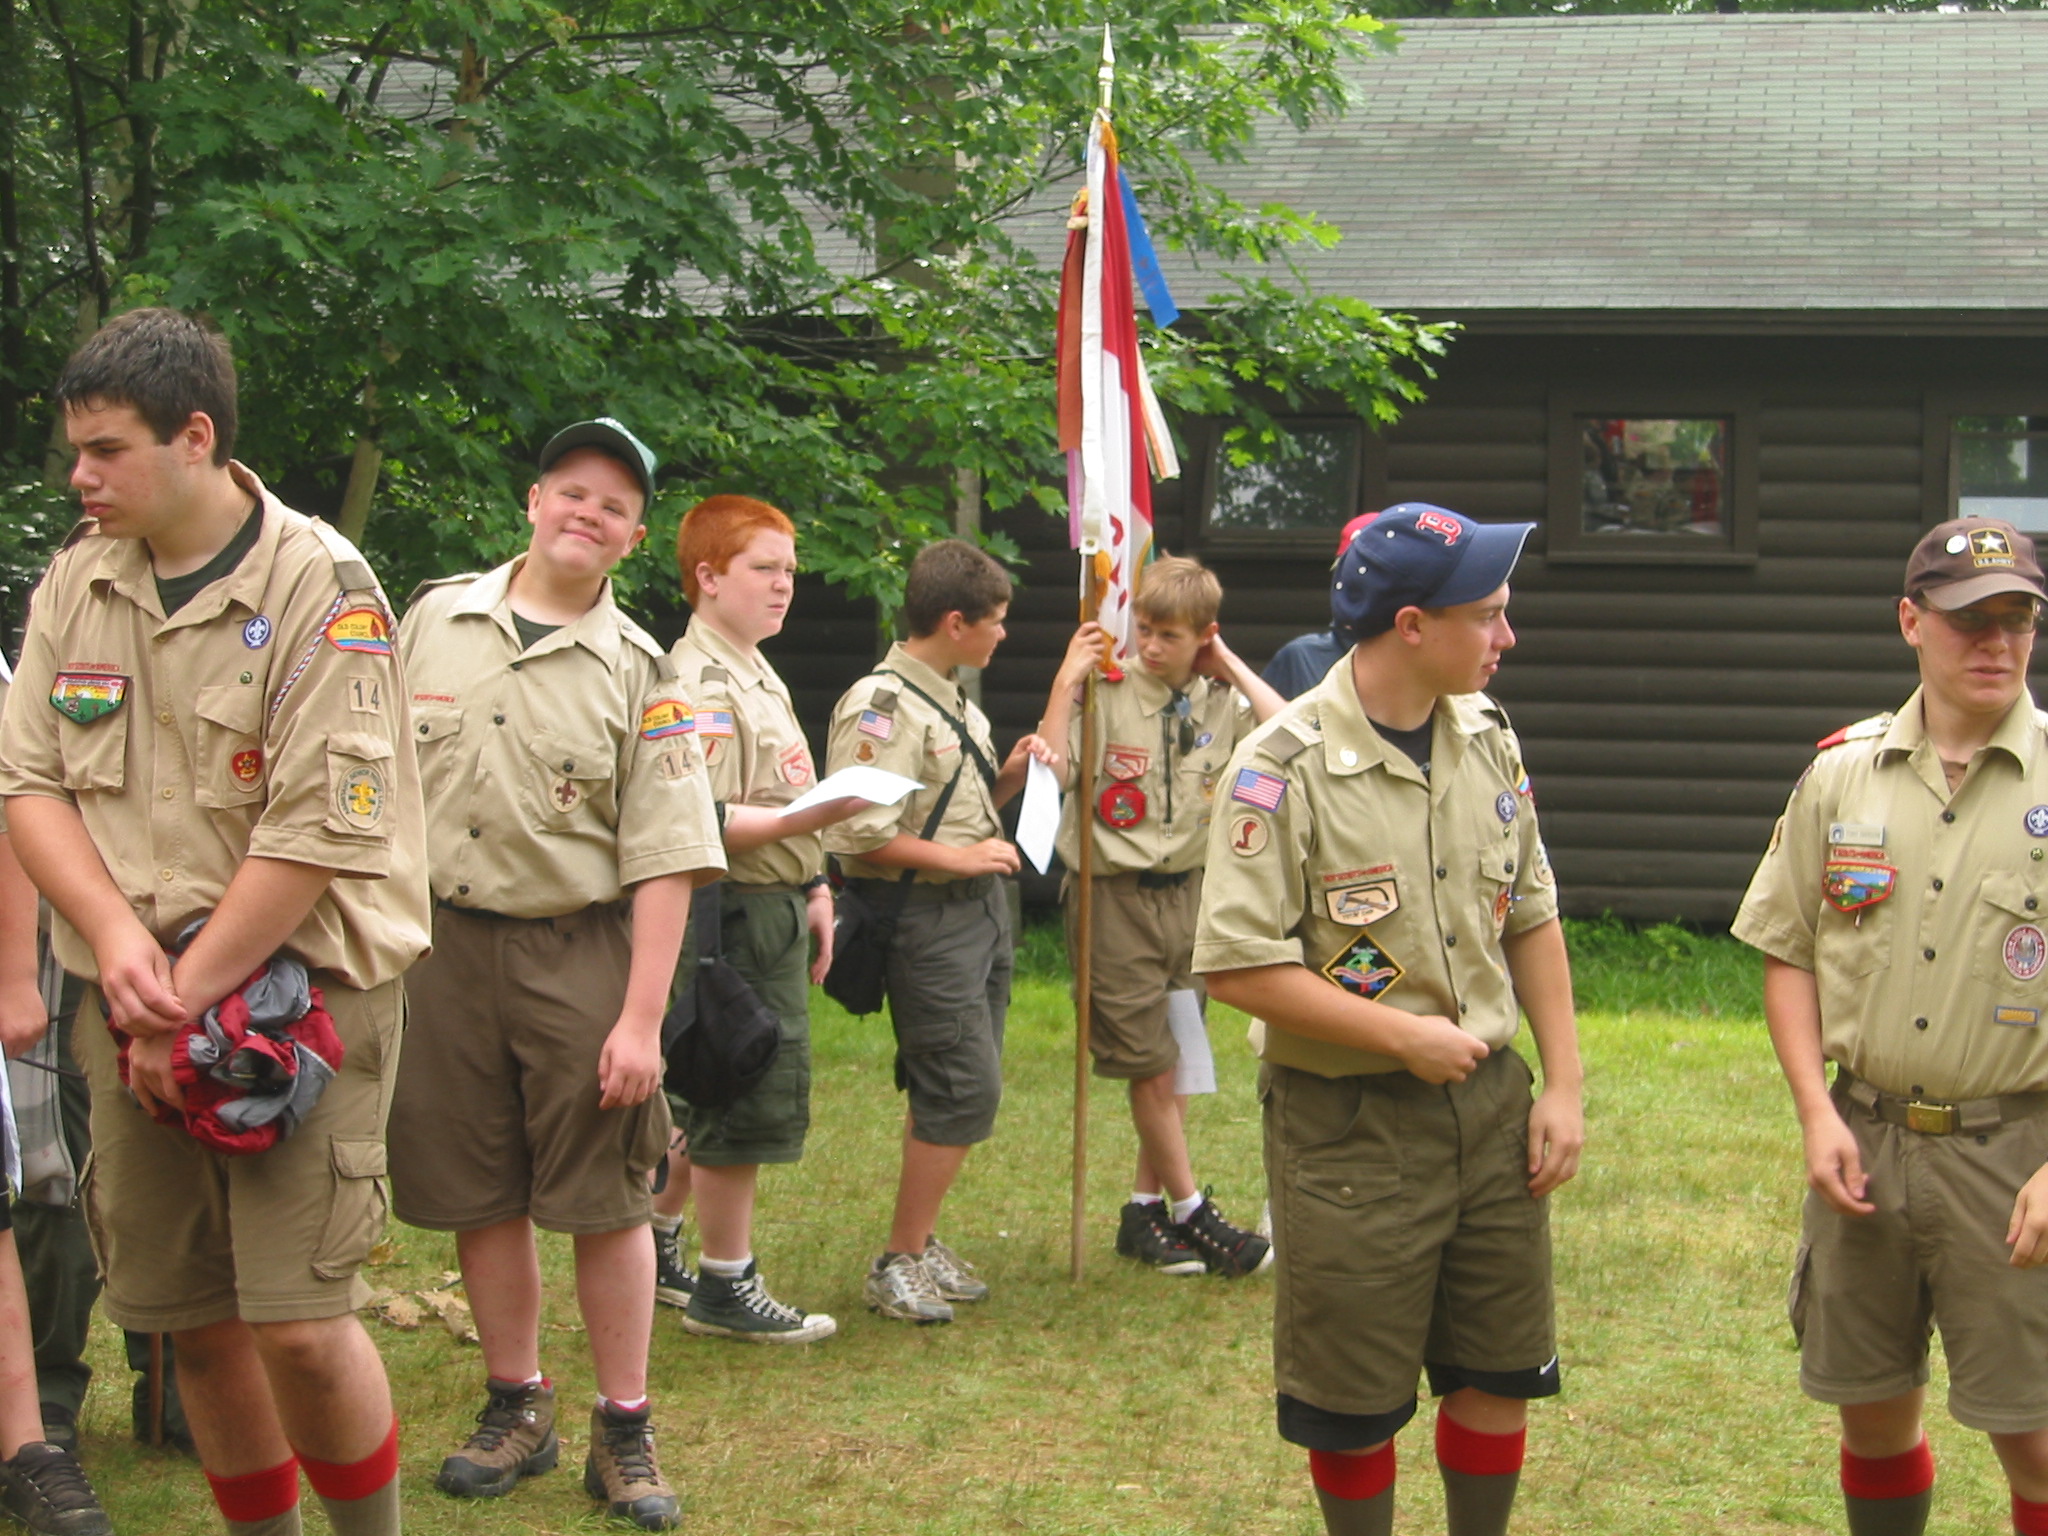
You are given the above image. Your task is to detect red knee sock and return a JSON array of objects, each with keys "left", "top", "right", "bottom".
[
  {"left": 1310, "top": 1442, "right": 1397, "bottom": 1501},
  {"left": 1840, "top": 1439, "right": 1934, "bottom": 1503},
  {"left": 2014, "top": 1493, "right": 2048, "bottom": 1536},
  {"left": 206, "top": 1458, "right": 300, "bottom": 1524},
  {"left": 298, "top": 1417, "right": 400, "bottom": 1503},
  {"left": 1435, "top": 1407, "right": 1526, "bottom": 1478}
]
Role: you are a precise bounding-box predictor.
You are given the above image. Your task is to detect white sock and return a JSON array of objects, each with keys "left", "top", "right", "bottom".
[
  {"left": 598, "top": 1395, "right": 648, "bottom": 1416},
  {"left": 1170, "top": 1192, "right": 1204, "bottom": 1225},
  {"left": 650, "top": 1211, "right": 683, "bottom": 1236},
  {"left": 1130, "top": 1191, "right": 1164, "bottom": 1207},
  {"left": 700, "top": 1253, "right": 752, "bottom": 1279}
]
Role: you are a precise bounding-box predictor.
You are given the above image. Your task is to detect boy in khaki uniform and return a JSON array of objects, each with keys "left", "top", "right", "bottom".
[
  {"left": 1735, "top": 519, "right": 2048, "bottom": 1536},
  {"left": 823, "top": 540, "right": 1037, "bottom": 1323},
  {"left": 387, "top": 419, "right": 723, "bottom": 1532},
  {"left": 1037, "top": 556, "right": 1285, "bottom": 1275},
  {"left": 0, "top": 308, "right": 429, "bottom": 1536},
  {"left": 1196, "top": 505, "right": 1583, "bottom": 1536}
]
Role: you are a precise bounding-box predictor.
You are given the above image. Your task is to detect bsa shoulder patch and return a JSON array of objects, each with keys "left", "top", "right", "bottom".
[
  {"left": 1823, "top": 855, "right": 1895, "bottom": 913},
  {"left": 1098, "top": 782, "right": 1146, "bottom": 829},
  {"left": 48, "top": 672, "right": 127, "bottom": 724},
  {"left": 1230, "top": 767, "right": 1288, "bottom": 813},
  {"left": 778, "top": 742, "right": 813, "bottom": 787},
  {"left": 1321, "top": 932, "right": 1405, "bottom": 1000},
  {"left": 326, "top": 607, "right": 392, "bottom": 656},
  {"left": 641, "top": 699, "right": 695, "bottom": 740}
]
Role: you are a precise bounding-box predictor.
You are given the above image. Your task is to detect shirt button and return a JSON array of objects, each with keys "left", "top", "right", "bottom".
[
  {"left": 1435, "top": 866, "right": 1447, "bottom": 879},
  {"left": 2030, "top": 897, "right": 2041, "bottom": 912},
  {"left": 1913, "top": 1084, "right": 1925, "bottom": 1096},
  {"left": 1931, "top": 877, "right": 1943, "bottom": 892},
  {"left": 494, "top": 714, "right": 506, "bottom": 726},
  {"left": 1338, "top": 1185, "right": 1354, "bottom": 1198},
  {"left": 562, "top": 760, "right": 575, "bottom": 773},
  {"left": 160, "top": 787, "right": 175, "bottom": 800},
  {"left": 1445, "top": 934, "right": 1458, "bottom": 948},
  {"left": 158, "top": 711, "right": 173, "bottom": 725},
  {"left": 469, "top": 827, "right": 481, "bottom": 839},
  {"left": 417, "top": 723, "right": 429, "bottom": 736},
  {"left": 1505, "top": 860, "right": 1516, "bottom": 874},
  {"left": 1923, "top": 947, "right": 1936, "bottom": 961},
  {"left": 510, "top": 661, "right": 523, "bottom": 672},
  {"left": 457, "top": 883, "right": 470, "bottom": 896},
  {"left": 1915, "top": 1017, "right": 1929, "bottom": 1031},
  {"left": 159, "top": 868, "right": 174, "bottom": 881},
  {"left": 1941, "top": 810, "right": 1956, "bottom": 824},
  {"left": 1459, "top": 1002, "right": 1469, "bottom": 1015}
]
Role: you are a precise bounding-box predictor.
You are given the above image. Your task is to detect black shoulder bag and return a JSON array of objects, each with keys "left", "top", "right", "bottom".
[{"left": 661, "top": 890, "right": 783, "bottom": 1109}]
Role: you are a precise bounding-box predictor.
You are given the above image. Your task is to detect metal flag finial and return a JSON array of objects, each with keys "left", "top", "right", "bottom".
[{"left": 1098, "top": 25, "right": 1115, "bottom": 115}]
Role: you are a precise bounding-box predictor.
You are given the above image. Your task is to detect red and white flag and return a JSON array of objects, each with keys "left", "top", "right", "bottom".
[{"left": 1056, "top": 113, "right": 1179, "bottom": 662}]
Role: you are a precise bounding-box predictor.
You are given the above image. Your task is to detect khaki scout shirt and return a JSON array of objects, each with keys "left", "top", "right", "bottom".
[
  {"left": 824, "top": 642, "right": 1000, "bottom": 884},
  {"left": 1192, "top": 666, "right": 1559, "bottom": 1078},
  {"left": 399, "top": 559, "right": 724, "bottom": 919},
  {"left": 0, "top": 466, "right": 431, "bottom": 989},
  {"left": 668, "top": 619, "right": 822, "bottom": 888},
  {"left": 1055, "top": 668, "right": 1252, "bottom": 877},
  {"left": 1734, "top": 688, "right": 2048, "bottom": 1101}
]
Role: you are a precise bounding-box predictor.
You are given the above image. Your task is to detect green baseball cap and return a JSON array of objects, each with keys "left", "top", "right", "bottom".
[{"left": 537, "top": 417, "right": 657, "bottom": 505}]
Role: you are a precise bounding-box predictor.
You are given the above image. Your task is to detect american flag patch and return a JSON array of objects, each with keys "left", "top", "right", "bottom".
[
  {"left": 1231, "top": 767, "right": 1287, "bottom": 812},
  {"left": 858, "top": 709, "right": 893, "bottom": 741},
  {"left": 698, "top": 710, "right": 735, "bottom": 738}
]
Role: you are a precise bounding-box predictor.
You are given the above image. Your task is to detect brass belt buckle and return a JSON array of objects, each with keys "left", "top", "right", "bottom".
[{"left": 1903, "top": 1100, "right": 1957, "bottom": 1135}]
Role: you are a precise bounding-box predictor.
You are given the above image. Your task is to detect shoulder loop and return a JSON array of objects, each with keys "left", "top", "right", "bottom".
[
  {"left": 306, "top": 516, "right": 378, "bottom": 594},
  {"left": 1816, "top": 711, "right": 1894, "bottom": 751},
  {"left": 1476, "top": 691, "right": 1513, "bottom": 728},
  {"left": 869, "top": 686, "right": 899, "bottom": 714},
  {"left": 700, "top": 664, "right": 730, "bottom": 686},
  {"left": 617, "top": 617, "right": 664, "bottom": 661},
  {"left": 1261, "top": 728, "right": 1312, "bottom": 765}
]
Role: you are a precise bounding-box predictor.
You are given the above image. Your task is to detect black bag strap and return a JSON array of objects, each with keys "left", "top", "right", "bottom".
[
  {"left": 691, "top": 884, "right": 726, "bottom": 968},
  {"left": 877, "top": 669, "right": 998, "bottom": 790}
]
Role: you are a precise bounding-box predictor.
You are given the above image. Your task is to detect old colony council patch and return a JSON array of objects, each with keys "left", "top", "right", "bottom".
[
  {"left": 325, "top": 608, "right": 392, "bottom": 656},
  {"left": 639, "top": 699, "right": 694, "bottom": 740}
]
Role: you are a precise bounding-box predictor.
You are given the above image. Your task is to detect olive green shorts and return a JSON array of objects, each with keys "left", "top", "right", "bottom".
[
  {"left": 1790, "top": 1081, "right": 2048, "bottom": 1433},
  {"left": 76, "top": 976, "right": 402, "bottom": 1332},
  {"left": 879, "top": 876, "right": 1011, "bottom": 1147},
  {"left": 1062, "top": 872, "right": 1198, "bottom": 1081},
  {"left": 675, "top": 887, "right": 814, "bottom": 1166},
  {"left": 1263, "top": 1047, "right": 1556, "bottom": 1434},
  {"left": 388, "top": 903, "right": 670, "bottom": 1236}
]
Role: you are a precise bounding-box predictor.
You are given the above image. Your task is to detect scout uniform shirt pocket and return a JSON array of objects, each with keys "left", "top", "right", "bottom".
[
  {"left": 192, "top": 683, "right": 265, "bottom": 810},
  {"left": 1479, "top": 846, "right": 1518, "bottom": 934},
  {"left": 523, "top": 728, "right": 614, "bottom": 832},
  {"left": 51, "top": 674, "right": 129, "bottom": 792},
  {"left": 1970, "top": 870, "right": 2048, "bottom": 995},
  {"left": 1814, "top": 844, "right": 1896, "bottom": 981},
  {"left": 410, "top": 704, "right": 465, "bottom": 804}
]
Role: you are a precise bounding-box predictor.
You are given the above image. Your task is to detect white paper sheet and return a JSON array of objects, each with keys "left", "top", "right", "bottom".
[
  {"left": 777, "top": 765, "right": 921, "bottom": 818},
  {"left": 1168, "top": 990, "right": 1216, "bottom": 1096},
  {"left": 1016, "top": 754, "right": 1062, "bottom": 875}
]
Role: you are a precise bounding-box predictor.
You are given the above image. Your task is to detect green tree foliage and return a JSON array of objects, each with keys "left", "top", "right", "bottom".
[
  {"left": 1, "top": 0, "right": 1449, "bottom": 615},
  {"left": 1371, "top": 0, "right": 2041, "bottom": 16}
]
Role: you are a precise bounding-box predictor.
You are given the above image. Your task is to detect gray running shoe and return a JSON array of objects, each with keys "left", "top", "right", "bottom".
[
  {"left": 435, "top": 1378, "right": 558, "bottom": 1498},
  {"left": 653, "top": 1222, "right": 696, "bottom": 1309},
  {"left": 864, "top": 1252, "right": 954, "bottom": 1324},
  {"left": 684, "top": 1261, "right": 837, "bottom": 1343},
  {"left": 921, "top": 1234, "right": 989, "bottom": 1302},
  {"left": 0, "top": 1443, "right": 111, "bottom": 1535},
  {"left": 583, "top": 1401, "right": 680, "bottom": 1531}
]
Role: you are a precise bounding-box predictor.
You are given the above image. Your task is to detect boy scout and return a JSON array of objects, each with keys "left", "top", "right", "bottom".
[
  {"left": 823, "top": 539, "right": 1037, "bottom": 1324},
  {"left": 650, "top": 494, "right": 863, "bottom": 1342},
  {"left": 0, "top": 307, "right": 428, "bottom": 1536},
  {"left": 1734, "top": 518, "right": 2048, "bottom": 1536},
  {"left": 1037, "top": 556, "right": 1285, "bottom": 1275},
  {"left": 1195, "top": 505, "right": 1584, "bottom": 1536},
  {"left": 387, "top": 419, "right": 723, "bottom": 1531}
]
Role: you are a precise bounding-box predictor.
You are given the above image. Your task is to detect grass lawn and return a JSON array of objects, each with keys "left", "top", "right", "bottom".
[{"left": 72, "top": 920, "right": 2022, "bottom": 1533}]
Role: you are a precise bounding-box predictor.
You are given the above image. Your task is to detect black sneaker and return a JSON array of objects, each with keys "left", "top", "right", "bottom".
[
  {"left": 653, "top": 1222, "right": 696, "bottom": 1309},
  {"left": 1174, "top": 1188, "right": 1275, "bottom": 1278},
  {"left": 35, "top": 1407, "right": 75, "bottom": 1458},
  {"left": 1115, "top": 1201, "right": 1207, "bottom": 1276},
  {"left": 0, "top": 1443, "right": 111, "bottom": 1535},
  {"left": 685, "top": 1261, "right": 837, "bottom": 1343}
]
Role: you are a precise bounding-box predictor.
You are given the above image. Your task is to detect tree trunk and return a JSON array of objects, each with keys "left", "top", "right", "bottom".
[{"left": 336, "top": 433, "right": 383, "bottom": 546}]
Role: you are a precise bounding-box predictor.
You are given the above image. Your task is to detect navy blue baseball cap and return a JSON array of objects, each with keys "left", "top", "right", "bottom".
[
  {"left": 537, "top": 417, "right": 658, "bottom": 506},
  {"left": 1331, "top": 503, "right": 1536, "bottom": 641}
]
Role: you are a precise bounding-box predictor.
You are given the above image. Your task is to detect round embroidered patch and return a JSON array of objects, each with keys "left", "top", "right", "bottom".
[
  {"left": 1228, "top": 815, "right": 1269, "bottom": 857},
  {"left": 2026, "top": 805, "right": 2048, "bottom": 838},
  {"left": 2008, "top": 923, "right": 2047, "bottom": 981},
  {"left": 231, "top": 748, "right": 263, "bottom": 787},
  {"left": 242, "top": 615, "right": 272, "bottom": 649},
  {"left": 336, "top": 765, "right": 385, "bottom": 830},
  {"left": 551, "top": 776, "right": 582, "bottom": 813},
  {"left": 1098, "top": 781, "right": 1146, "bottom": 829},
  {"left": 1495, "top": 790, "right": 1517, "bottom": 824}
]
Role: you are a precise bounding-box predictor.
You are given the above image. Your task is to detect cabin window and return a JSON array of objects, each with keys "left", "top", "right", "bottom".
[
  {"left": 1546, "top": 398, "right": 1757, "bottom": 564},
  {"left": 1200, "top": 418, "right": 1363, "bottom": 544},
  {"left": 1955, "top": 416, "right": 2048, "bottom": 532}
]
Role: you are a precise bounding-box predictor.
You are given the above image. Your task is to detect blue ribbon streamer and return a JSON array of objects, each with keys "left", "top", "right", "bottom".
[{"left": 1118, "top": 168, "right": 1180, "bottom": 330}]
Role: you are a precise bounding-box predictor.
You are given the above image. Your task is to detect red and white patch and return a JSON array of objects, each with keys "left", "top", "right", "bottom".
[
  {"left": 231, "top": 748, "right": 264, "bottom": 787},
  {"left": 778, "top": 743, "right": 813, "bottom": 787},
  {"left": 1415, "top": 510, "right": 1462, "bottom": 545},
  {"left": 1104, "top": 744, "right": 1149, "bottom": 782},
  {"left": 1228, "top": 815, "right": 1269, "bottom": 857},
  {"left": 2008, "top": 924, "right": 2047, "bottom": 982}
]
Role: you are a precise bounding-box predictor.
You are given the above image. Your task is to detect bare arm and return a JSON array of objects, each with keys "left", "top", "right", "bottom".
[
  {"left": 1204, "top": 962, "right": 1488, "bottom": 1084},
  {"left": 858, "top": 831, "right": 1019, "bottom": 879},
  {"left": 720, "top": 797, "right": 865, "bottom": 855},
  {"left": 1502, "top": 918, "right": 1584, "bottom": 1196},
  {"left": 1195, "top": 632, "right": 1289, "bottom": 723},
  {"left": 1036, "top": 623, "right": 1108, "bottom": 791},
  {"left": 599, "top": 871, "right": 694, "bottom": 1111},
  {"left": 1763, "top": 955, "right": 1872, "bottom": 1218},
  {"left": 0, "top": 832, "right": 47, "bottom": 1056}
]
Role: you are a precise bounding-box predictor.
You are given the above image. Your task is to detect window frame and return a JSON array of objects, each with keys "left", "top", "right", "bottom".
[
  {"left": 1932, "top": 396, "right": 2048, "bottom": 531},
  {"left": 1545, "top": 392, "right": 1759, "bottom": 566},
  {"left": 1193, "top": 415, "right": 1370, "bottom": 553}
]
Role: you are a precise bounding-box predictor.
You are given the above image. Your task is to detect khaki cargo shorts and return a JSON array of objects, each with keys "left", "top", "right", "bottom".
[
  {"left": 77, "top": 977, "right": 402, "bottom": 1332},
  {"left": 1062, "top": 872, "right": 1198, "bottom": 1081},
  {"left": 1263, "top": 1047, "right": 1557, "bottom": 1443},
  {"left": 388, "top": 903, "right": 670, "bottom": 1236},
  {"left": 1790, "top": 1081, "right": 2048, "bottom": 1433}
]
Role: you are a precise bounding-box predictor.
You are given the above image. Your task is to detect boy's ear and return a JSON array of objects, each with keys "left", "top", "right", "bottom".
[{"left": 1198, "top": 621, "right": 1221, "bottom": 644}]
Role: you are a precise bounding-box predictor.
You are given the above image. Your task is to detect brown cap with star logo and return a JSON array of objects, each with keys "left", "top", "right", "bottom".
[{"left": 1905, "top": 517, "right": 2047, "bottom": 610}]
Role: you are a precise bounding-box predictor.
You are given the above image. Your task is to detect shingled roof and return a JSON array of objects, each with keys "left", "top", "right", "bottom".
[{"left": 1172, "top": 14, "right": 2048, "bottom": 317}]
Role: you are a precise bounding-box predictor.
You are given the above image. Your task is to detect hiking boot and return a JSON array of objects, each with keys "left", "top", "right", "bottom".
[
  {"left": 685, "top": 1261, "right": 837, "bottom": 1343},
  {"left": 863, "top": 1252, "right": 953, "bottom": 1324},
  {"left": 583, "top": 1402, "right": 680, "bottom": 1530},
  {"left": 921, "top": 1234, "right": 988, "bottom": 1302},
  {"left": 1175, "top": 1188, "right": 1275, "bottom": 1278},
  {"left": 435, "top": 1378, "right": 558, "bottom": 1498},
  {"left": 0, "top": 1442, "right": 112, "bottom": 1535},
  {"left": 653, "top": 1222, "right": 696, "bottom": 1309},
  {"left": 35, "top": 1407, "right": 75, "bottom": 1459},
  {"left": 1115, "top": 1200, "right": 1207, "bottom": 1276}
]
